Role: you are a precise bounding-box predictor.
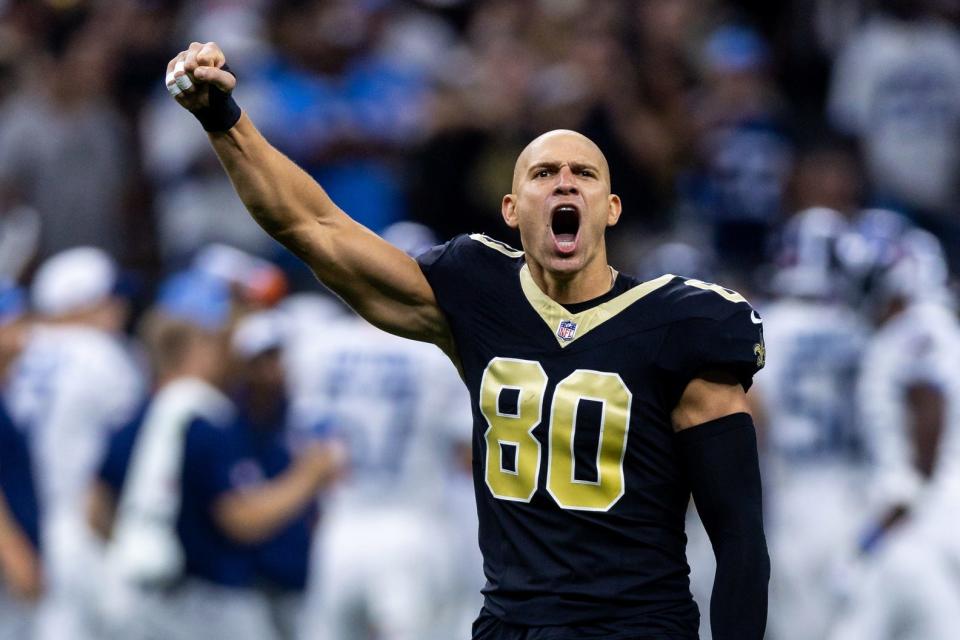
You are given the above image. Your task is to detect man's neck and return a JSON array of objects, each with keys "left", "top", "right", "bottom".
[{"left": 527, "top": 258, "right": 614, "bottom": 305}]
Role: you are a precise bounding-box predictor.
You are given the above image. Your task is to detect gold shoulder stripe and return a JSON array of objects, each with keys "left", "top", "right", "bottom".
[
  {"left": 682, "top": 279, "right": 748, "bottom": 304},
  {"left": 519, "top": 266, "right": 676, "bottom": 347},
  {"left": 469, "top": 233, "right": 525, "bottom": 258}
]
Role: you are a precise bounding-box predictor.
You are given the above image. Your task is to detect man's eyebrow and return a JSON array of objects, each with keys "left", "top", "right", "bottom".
[
  {"left": 527, "top": 161, "right": 601, "bottom": 174},
  {"left": 569, "top": 162, "right": 600, "bottom": 173},
  {"left": 528, "top": 161, "right": 561, "bottom": 173}
]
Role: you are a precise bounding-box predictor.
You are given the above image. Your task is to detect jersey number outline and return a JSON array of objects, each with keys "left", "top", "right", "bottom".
[{"left": 479, "top": 358, "right": 632, "bottom": 512}]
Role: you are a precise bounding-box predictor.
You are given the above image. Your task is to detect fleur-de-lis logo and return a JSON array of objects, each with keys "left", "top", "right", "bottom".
[{"left": 754, "top": 342, "right": 766, "bottom": 369}]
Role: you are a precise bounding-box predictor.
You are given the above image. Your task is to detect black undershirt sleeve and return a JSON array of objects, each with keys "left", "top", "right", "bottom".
[{"left": 676, "top": 412, "right": 770, "bottom": 640}]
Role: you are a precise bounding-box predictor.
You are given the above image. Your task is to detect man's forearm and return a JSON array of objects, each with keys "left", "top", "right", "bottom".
[
  {"left": 212, "top": 450, "right": 336, "bottom": 545},
  {"left": 205, "top": 113, "right": 443, "bottom": 341},
  {"left": 709, "top": 527, "right": 770, "bottom": 639},
  {"left": 209, "top": 113, "right": 342, "bottom": 245},
  {"left": 677, "top": 412, "right": 770, "bottom": 640}
]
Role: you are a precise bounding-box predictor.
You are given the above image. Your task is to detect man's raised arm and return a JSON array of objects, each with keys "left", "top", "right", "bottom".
[{"left": 166, "top": 42, "right": 451, "bottom": 350}]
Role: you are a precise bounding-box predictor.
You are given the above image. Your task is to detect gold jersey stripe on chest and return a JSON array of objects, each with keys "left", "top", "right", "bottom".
[{"left": 519, "top": 266, "right": 676, "bottom": 347}]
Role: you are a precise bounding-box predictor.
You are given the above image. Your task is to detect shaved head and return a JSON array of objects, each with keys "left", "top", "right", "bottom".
[{"left": 512, "top": 129, "right": 611, "bottom": 192}]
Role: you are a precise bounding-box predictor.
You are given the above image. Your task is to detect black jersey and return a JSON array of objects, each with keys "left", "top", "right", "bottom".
[{"left": 418, "top": 234, "right": 764, "bottom": 633}]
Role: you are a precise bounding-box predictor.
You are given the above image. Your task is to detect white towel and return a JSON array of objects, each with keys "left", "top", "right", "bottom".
[{"left": 99, "top": 377, "right": 234, "bottom": 628}]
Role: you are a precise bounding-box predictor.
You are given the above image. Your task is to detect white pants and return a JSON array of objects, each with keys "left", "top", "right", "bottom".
[
  {"left": 441, "top": 477, "right": 485, "bottom": 639},
  {"left": 829, "top": 494, "right": 960, "bottom": 640},
  {"left": 766, "top": 468, "right": 865, "bottom": 640},
  {"left": 33, "top": 510, "right": 103, "bottom": 640},
  {"left": 684, "top": 504, "right": 716, "bottom": 640},
  {"left": 101, "top": 578, "right": 279, "bottom": 640},
  {"left": 0, "top": 591, "right": 34, "bottom": 640},
  {"left": 300, "top": 508, "right": 454, "bottom": 640}
]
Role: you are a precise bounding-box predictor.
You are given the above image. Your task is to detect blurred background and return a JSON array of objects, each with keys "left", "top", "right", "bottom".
[{"left": 2, "top": 0, "right": 960, "bottom": 639}]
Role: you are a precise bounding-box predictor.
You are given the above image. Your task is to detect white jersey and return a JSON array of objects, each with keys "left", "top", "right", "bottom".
[
  {"left": 858, "top": 302, "right": 960, "bottom": 508},
  {"left": 286, "top": 317, "right": 472, "bottom": 513},
  {"left": 758, "top": 299, "right": 870, "bottom": 640},
  {"left": 830, "top": 302, "right": 960, "bottom": 640},
  {"left": 290, "top": 318, "right": 477, "bottom": 640},
  {"left": 758, "top": 298, "right": 868, "bottom": 474},
  {"left": 5, "top": 325, "right": 144, "bottom": 514}
]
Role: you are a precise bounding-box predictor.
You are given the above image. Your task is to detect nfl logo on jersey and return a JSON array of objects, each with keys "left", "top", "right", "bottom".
[{"left": 557, "top": 319, "right": 578, "bottom": 341}]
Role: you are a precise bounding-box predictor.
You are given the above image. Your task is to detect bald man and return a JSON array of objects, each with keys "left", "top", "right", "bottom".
[{"left": 165, "top": 43, "right": 770, "bottom": 640}]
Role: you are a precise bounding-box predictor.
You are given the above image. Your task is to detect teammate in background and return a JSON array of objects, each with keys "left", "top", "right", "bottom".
[
  {"left": 91, "top": 271, "right": 342, "bottom": 640},
  {"left": 4, "top": 248, "right": 144, "bottom": 640},
  {"left": 288, "top": 222, "right": 475, "bottom": 640},
  {"left": 752, "top": 208, "right": 869, "bottom": 640},
  {"left": 230, "top": 310, "right": 318, "bottom": 640},
  {"left": 830, "top": 229, "right": 960, "bottom": 640},
  {"left": 167, "top": 43, "right": 769, "bottom": 639},
  {"left": 0, "top": 283, "right": 41, "bottom": 640}
]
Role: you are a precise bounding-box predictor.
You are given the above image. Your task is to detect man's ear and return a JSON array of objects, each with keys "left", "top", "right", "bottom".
[
  {"left": 607, "top": 194, "right": 622, "bottom": 227},
  {"left": 502, "top": 194, "right": 519, "bottom": 229}
]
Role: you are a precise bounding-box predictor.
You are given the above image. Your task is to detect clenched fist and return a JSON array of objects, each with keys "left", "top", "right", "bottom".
[{"left": 165, "top": 41, "right": 241, "bottom": 131}]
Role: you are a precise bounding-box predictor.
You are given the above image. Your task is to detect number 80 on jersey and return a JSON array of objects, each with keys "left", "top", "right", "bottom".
[{"left": 479, "top": 357, "right": 632, "bottom": 512}]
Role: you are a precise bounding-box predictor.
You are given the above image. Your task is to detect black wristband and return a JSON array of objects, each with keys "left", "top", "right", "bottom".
[{"left": 193, "top": 64, "right": 242, "bottom": 133}]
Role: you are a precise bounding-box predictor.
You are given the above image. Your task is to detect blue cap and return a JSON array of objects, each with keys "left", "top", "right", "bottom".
[
  {"left": 157, "top": 270, "right": 232, "bottom": 331},
  {"left": 0, "top": 281, "right": 25, "bottom": 326}
]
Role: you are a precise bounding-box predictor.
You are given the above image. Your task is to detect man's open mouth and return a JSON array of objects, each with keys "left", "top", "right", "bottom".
[{"left": 551, "top": 204, "right": 580, "bottom": 254}]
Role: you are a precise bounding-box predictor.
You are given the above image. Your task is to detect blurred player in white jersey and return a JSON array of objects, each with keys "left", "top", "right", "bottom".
[
  {"left": 4, "top": 248, "right": 144, "bottom": 640},
  {"left": 291, "top": 223, "right": 477, "bottom": 640},
  {"left": 753, "top": 208, "right": 870, "bottom": 640},
  {"left": 830, "top": 227, "right": 960, "bottom": 640},
  {"left": 0, "top": 283, "right": 41, "bottom": 640}
]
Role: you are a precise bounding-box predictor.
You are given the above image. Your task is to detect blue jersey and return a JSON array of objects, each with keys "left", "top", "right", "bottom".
[
  {"left": 235, "top": 401, "right": 316, "bottom": 592},
  {"left": 418, "top": 234, "right": 764, "bottom": 632},
  {"left": 0, "top": 397, "right": 39, "bottom": 549}
]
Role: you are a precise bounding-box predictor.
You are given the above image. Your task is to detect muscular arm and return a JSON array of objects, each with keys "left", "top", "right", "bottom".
[
  {"left": 170, "top": 43, "right": 453, "bottom": 353},
  {"left": 673, "top": 371, "right": 770, "bottom": 640}
]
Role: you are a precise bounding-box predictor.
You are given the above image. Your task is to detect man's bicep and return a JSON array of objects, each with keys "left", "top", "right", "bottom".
[
  {"left": 671, "top": 369, "right": 751, "bottom": 432},
  {"left": 288, "top": 216, "right": 451, "bottom": 346}
]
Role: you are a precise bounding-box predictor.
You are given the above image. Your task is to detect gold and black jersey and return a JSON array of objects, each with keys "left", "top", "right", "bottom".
[{"left": 418, "top": 234, "right": 764, "bottom": 633}]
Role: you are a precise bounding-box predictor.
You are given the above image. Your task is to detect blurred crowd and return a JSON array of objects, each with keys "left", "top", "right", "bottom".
[{"left": 2, "top": 0, "right": 960, "bottom": 638}]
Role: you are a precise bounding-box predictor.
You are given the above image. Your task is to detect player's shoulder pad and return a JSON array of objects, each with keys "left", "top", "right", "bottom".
[
  {"left": 416, "top": 233, "right": 524, "bottom": 310},
  {"left": 652, "top": 275, "right": 765, "bottom": 389},
  {"left": 417, "top": 233, "right": 523, "bottom": 271},
  {"left": 652, "top": 275, "right": 758, "bottom": 324}
]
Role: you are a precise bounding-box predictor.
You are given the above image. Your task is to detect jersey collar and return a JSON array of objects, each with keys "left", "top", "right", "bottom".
[{"left": 518, "top": 264, "right": 675, "bottom": 348}]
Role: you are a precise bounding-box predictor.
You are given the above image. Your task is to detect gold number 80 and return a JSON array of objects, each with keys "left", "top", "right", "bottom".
[{"left": 479, "top": 358, "right": 632, "bottom": 512}]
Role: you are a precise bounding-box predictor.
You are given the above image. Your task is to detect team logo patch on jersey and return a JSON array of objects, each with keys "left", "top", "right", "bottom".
[
  {"left": 754, "top": 342, "right": 766, "bottom": 368},
  {"left": 557, "top": 319, "right": 578, "bottom": 341}
]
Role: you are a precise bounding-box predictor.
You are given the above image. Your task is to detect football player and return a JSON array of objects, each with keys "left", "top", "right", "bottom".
[
  {"left": 753, "top": 208, "right": 869, "bottom": 640},
  {"left": 166, "top": 43, "right": 770, "bottom": 639},
  {"left": 288, "top": 302, "right": 474, "bottom": 640},
  {"left": 4, "top": 248, "right": 144, "bottom": 640},
  {"left": 0, "top": 284, "right": 40, "bottom": 640},
  {"left": 830, "top": 228, "right": 960, "bottom": 640}
]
